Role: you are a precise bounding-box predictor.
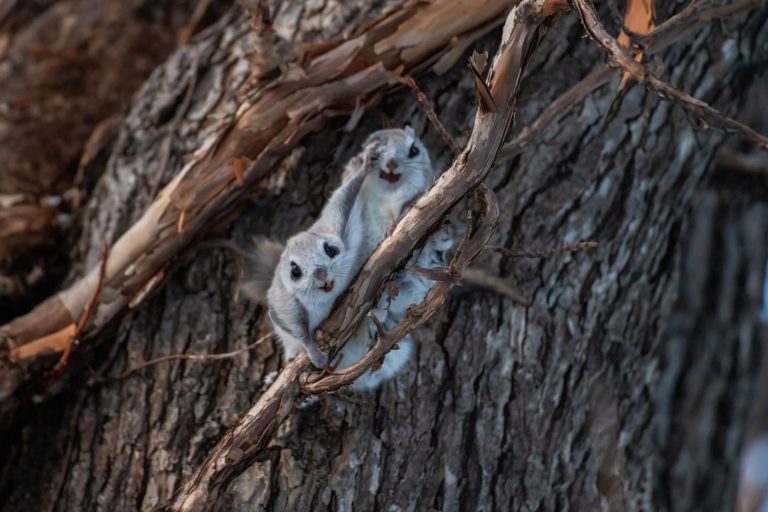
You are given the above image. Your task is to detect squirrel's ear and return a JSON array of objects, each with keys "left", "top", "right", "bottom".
[
  {"left": 364, "top": 131, "right": 385, "bottom": 147},
  {"left": 240, "top": 236, "right": 284, "bottom": 303},
  {"left": 403, "top": 123, "right": 415, "bottom": 136}
]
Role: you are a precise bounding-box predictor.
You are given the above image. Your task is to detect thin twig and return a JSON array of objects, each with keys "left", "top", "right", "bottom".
[
  {"left": 573, "top": 0, "right": 768, "bottom": 149},
  {"left": 109, "top": 333, "right": 273, "bottom": 381},
  {"left": 499, "top": 67, "right": 614, "bottom": 160},
  {"left": 53, "top": 242, "right": 110, "bottom": 372},
  {"left": 367, "top": 311, "right": 387, "bottom": 340},
  {"left": 405, "top": 76, "right": 462, "bottom": 156},
  {"left": 460, "top": 267, "right": 529, "bottom": 306},
  {"left": 501, "top": 0, "right": 764, "bottom": 161},
  {"left": 177, "top": 0, "right": 218, "bottom": 46},
  {"left": 486, "top": 240, "right": 598, "bottom": 258}
]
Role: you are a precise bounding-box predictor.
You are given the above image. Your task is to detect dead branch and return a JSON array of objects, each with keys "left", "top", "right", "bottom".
[
  {"left": 486, "top": 239, "right": 598, "bottom": 258},
  {"left": 405, "top": 76, "right": 462, "bottom": 156},
  {"left": 717, "top": 148, "right": 768, "bottom": 176},
  {"left": 572, "top": 0, "right": 768, "bottom": 149},
  {"left": 157, "top": 353, "right": 308, "bottom": 512},
  {"left": 499, "top": 0, "right": 764, "bottom": 161},
  {"left": 158, "top": 2, "right": 565, "bottom": 509},
  {"left": 0, "top": 0, "right": 521, "bottom": 401},
  {"left": 105, "top": 333, "right": 273, "bottom": 382},
  {"left": 459, "top": 266, "right": 529, "bottom": 305},
  {"left": 499, "top": 66, "right": 614, "bottom": 160}
]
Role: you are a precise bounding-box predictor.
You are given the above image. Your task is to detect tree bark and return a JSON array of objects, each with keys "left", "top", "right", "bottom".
[{"left": 1, "top": 0, "right": 766, "bottom": 511}]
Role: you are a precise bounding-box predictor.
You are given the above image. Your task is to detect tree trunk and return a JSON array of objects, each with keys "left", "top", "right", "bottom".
[{"left": 1, "top": 1, "right": 766, "bottom": 511}]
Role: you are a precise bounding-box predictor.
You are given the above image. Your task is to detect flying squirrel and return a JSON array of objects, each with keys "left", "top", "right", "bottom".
[
  {"left": 334, "top": 126, "right": 454, "bottom": 391},
  {"left": 241, "top": 143, "right": 378, "bottom": 367}
]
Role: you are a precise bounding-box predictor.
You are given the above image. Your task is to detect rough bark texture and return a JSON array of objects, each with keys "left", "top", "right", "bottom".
[{"left": 1, "top": 1, "right": 766, "bottom": 511}]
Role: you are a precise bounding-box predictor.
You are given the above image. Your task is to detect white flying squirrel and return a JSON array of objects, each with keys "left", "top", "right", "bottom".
[
  {"left": 242, "top": 146, "right": 378, "bottom": 367},
  {"left": 332, "top": 127, "right": 454, "bottom": 391}
]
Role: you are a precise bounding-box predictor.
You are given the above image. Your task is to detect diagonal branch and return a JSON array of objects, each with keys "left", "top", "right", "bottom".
[
  {"left": 572, "top": 0, "right": 768, "bottom": 149},
  {"left": 304, "top": 187, "right": 499, "bottom": 393},
  {"left": 157, "top": 1, "right": 567, "bottom": 509}
]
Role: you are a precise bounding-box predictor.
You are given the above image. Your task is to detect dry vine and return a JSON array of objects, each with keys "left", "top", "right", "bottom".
[{"left": 573, "top": 0, "right": 768, "bottom": 149}]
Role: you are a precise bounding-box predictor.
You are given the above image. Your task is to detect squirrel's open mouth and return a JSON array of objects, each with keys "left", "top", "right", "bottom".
[
  {"left": 319, "top": 281, "right": 334, "bottom": 293},
  {"left": 379, "top": 169, "right": 401, "bottom": 183}
]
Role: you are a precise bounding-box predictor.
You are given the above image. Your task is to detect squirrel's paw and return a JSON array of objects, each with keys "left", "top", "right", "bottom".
[{"left": 305, "top": 344, "right": 329, "bottom": 368}]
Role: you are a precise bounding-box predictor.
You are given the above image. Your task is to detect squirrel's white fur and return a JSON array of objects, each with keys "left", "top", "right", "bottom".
[{"left": 243, "top": 148, "right": 376, "bottom": 367}]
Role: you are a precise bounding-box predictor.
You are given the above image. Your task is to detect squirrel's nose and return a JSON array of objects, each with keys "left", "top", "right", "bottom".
[
  {"left": 386, "top": 160, "right": 398, "bottom": 171},
  {"left": 314, "top": 267, "right": 328, "bottom": 281}
]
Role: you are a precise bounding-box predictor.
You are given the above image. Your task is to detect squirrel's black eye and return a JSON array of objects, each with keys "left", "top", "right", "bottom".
[
  {"left": 290, "top": 262, "right": 302, "bottom": 280},
  {"left": 323, "top": 242, "right": 339, "bottom": 258},
  {"left": 408, "top": 143, "right": 420, "bottom": 158}
]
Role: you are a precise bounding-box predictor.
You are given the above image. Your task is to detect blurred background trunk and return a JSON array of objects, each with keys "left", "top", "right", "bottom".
[{"left": 0, "top": 0, "right": 766, "bottom": 510}]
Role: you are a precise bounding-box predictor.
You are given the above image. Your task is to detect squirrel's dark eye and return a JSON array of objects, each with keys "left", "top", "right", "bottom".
[
  {"left": 408, "top": 143, "right": 420, "bottom": 158},
  {"left": 290, "top": 262, "right": 302, "bottom": 280},
  {"left": 323, "top": 242, "right": 339, "bottom": 258}
]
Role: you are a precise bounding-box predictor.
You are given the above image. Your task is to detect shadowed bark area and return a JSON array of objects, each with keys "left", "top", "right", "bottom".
[
  {"left": 656, "top": 187, "right": 767, "bottom": 511},
  {"left": 0, "top": 0, "right": 230, "bottom": 323},
  {"left": 0, "top": 0, "right": 766, "bottom": 510}
]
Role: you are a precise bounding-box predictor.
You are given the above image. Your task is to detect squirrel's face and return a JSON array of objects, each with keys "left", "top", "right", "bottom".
[
  {"left": 280, "top": 232, "right": 354, "bottom": 302},
  {"left": 365, "top": 126, "right": 432, "bottom": 193}
]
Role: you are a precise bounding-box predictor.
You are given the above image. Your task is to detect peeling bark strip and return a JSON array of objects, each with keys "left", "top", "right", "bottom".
[
  {"left": 0, "top": 0, "right": 519, "bottom": 400},
  {"left": 160, "top": 2, "right": 565, "bottom": 509}
]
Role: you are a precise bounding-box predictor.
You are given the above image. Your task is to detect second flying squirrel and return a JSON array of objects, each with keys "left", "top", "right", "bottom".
[
  {"left": 332, "top": 127, "right": 453, "bottom": 390},
  {"left": 242, "top": 145, "right": 379, "bottom": 367}
]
